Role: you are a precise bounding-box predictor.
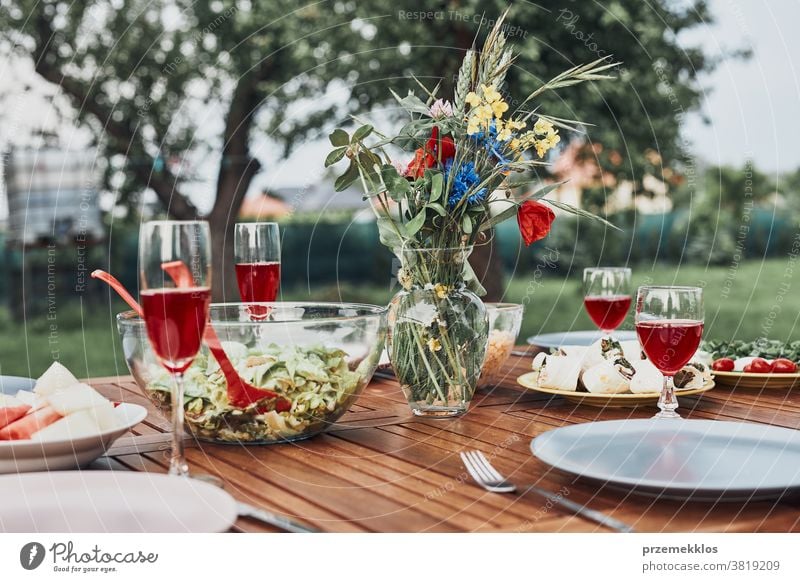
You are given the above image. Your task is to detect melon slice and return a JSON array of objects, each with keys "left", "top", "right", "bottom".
[
  {"left": 46, "top": 384, "right": 117, "bottom": 430},
  {"left": 0, "top": 405, "right": 31, "bottom": 430},
  {"left": 32, "top": 409, "right": 105, "bottom": 441},
  {"left": 0, "top": 406, "right": 62, "bottom": 440},
  {"left": 34, "top": 362, "right": 80, "bottom": 396}
]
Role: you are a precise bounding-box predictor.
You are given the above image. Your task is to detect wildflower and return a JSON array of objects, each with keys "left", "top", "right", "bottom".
[
  {"left": 465, "top": 92, "right": 481, "bottom": 107},
  {"left": 534, "top": 117, "right": 555, "bottom": 135},
  {"left": 517, "top": 200, "right": 556, "bottom": 246},
  {"left": 444, "top": 160, "right": 487, "bottom": 209},
  {"left": 433, "top": 283, "right": 449, "bottom": 299},
  {"left": 491, "top": 99, "right": 509, "bottom": 118},
  {"left": 481, "top": 83, "right": 502, "bottom": 103},
  {"left": 427, "top": 337, "right": 442, "bottom": 352},
  {"left": 429, "top": 99, "right": 454, "bottom": 119},
  {"left": 397, "top": 267, "right": 413, "bottom": 290}
]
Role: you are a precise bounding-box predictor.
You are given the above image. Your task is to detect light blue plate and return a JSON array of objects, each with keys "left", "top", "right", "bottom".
[
  {"left": 0, "top": 376, "right": 36, "bottom": 395},
  {"left": 526, "top": 330, "right": 637, "bottom": 349}
]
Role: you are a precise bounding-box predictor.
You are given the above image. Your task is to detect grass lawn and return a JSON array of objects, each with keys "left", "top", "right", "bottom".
[{"left": 1, "top": 259, "right": 797, "bottom": 379}]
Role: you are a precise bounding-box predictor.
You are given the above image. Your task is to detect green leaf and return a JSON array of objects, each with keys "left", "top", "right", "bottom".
[
  {"left": 377, "top": 217, "right": 405, "bottom": 252},
  {"left": 334, "top": 161, "right": 359, "bottom": 191},
  {"left": 352, "top": 124, "right": 373, "bottom": 142},
  {"left": 462, "top": 214, "right": 473, "bottom": 234},
  {"left": 329, "top": 129, "right": 349, "bottom": 147},
  {"left": 405, "top": 208, "right": 427, "bottom": 236},
  {"left": 429, "top": 172, "right": 443, "bottom": 203},
  {"left": 546, "top": 199, "right": 620, "bottom": 230},
  {"left": 426, "top": 202, "right": 446, "bottom": 216},
  {"left": 477, "top": 203, "right": 519, "bottom": 233},
  {"left": 324, "top": 147, "right": 347, "bottom": 167}
]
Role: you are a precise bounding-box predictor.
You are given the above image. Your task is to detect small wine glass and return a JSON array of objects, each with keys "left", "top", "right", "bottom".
[
  {"left": 635, "top": 286, "right": 704, "bottom": 419},
  {"left": 234, "top": 222, "right": 281, "bottom": 302},
  {"left": 139, "top": 220, "right": 211, "bottom": 476},
  {"left": 583, "top": 267, "right": 632, "bottom": 336}
]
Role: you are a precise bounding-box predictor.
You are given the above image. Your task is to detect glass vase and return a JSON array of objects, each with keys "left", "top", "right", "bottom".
[{"left": 387, "top": 246, "right": 488, "bottom": 417}]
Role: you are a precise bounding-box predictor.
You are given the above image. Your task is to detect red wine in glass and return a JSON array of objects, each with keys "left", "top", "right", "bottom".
[
  {"left": 635, "top": 286, "right": 704, "bottom": 419},
  {"left": 141, "top": 287, "right": 211, "bottom": 373},
  {"left": 636, "top": 319, "right": 704, "bottom": 375},
  {"left": 139, "top": 220, "right": 211, "bottom": 477},
  {"left": 235, "top": 223, "right": 280, "bottom": 320},
  {"left": 235, "top": 261, "right": 281, "bottom": 302},
  {"left": 583, "top": 267, "right": 631, "bottom": 335},
  {"left": 583, "top": 295, "right": 632, "bottom": 332}
]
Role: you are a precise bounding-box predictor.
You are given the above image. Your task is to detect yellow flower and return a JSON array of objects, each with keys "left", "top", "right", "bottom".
[
  {"left": 481, "top": 83, "right": 502, "bottom": 103},
  {"left": 427, "top": 337, "right": 442, "bottom": 352},
  {"left": 509, "top": 138, "right": 521, "bottom": 151},
  {"left": 477, "top": 104, "right": 494, "bottom": 121},
  {"left": 534, "top": 140, "right": 549, "bottom": 158},
  {"left": 491, "top": 99, "right": 509, "bottom": 118},
  {"left": 506, "top": 119, "right": 526, "bottom": 131},
  {"left": 534, "top": 118, "right": 555, "bottom": 135},
  {"left": 544, "top": 131, "right": 561, "bottom": 148},
  {"left": 465, "top": 92, "right": 481, "bottom": 107},
  {"left": 497, "top": 125, "right": 513, "bottom": 142},
  {"left": 467, "top": 120, "right": 481, "bottom": 135},
  {"left": 433, "top": 283, "right": 449, "bottom": 299}
]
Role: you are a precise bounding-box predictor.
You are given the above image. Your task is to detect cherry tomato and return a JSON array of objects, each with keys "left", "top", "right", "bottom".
[
  {"left": 711, "top": 358, "right": 735, "bottom": 372},
  {"left": 743, "top": 358, "right": 773, "bottom": 373},
  {"left": 771, "top": 358, "right": 798, "bottom": 373}
]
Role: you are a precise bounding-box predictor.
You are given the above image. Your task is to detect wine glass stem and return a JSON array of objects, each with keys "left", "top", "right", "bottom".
[
  {"left": 655, "top": 375, "right": 681, "bottom": 419},
  {"left": 169, "top": 372, "right": 189, "bottom": 476}
]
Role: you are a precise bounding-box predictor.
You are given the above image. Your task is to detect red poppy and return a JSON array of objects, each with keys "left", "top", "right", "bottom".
[
  {"left": 517, "top": 200, "right": 555, "bottom": 246},
  {"left": 404, "top": 126, "right": 456, "bottom": 178}
]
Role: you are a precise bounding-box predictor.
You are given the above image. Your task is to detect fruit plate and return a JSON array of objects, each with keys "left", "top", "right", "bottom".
[
  {"left": 0, "top": 403, "right": 147, "bottom": 473},
  {"left": 711, "top": 370, "right": 800, "bottom": 390},
  {"left": 517, "top": 372, "right": 714, "bottom": 408}
]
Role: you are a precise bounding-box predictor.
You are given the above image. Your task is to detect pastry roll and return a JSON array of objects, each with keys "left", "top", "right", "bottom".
[{"left": 537, "top": 355, "right": 580, "bottom": 392}]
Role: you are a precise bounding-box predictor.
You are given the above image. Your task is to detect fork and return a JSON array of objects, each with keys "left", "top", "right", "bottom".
[{"left": 460, "top": 450, "right": 635, "bottom": 533}]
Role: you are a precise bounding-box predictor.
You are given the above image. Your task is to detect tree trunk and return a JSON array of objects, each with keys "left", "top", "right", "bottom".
[
  {"left": 208, "top": 212, "right": 238, "bottom": 302},
  {"left": 470, "top": 233, "right": 505, "bottom": 302}
]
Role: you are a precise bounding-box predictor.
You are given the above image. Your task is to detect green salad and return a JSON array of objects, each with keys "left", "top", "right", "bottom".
[{"left": 146, "top": 342, "right": 364, "bottom": 442}]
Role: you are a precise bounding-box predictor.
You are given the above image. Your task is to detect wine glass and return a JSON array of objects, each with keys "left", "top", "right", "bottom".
[
  {"left": 583, "top": 267, "right": 632, "bottom": 336},
  {"left": 635, "top": 286, "right": 704, "bottom": 419},
  {"left": 139, "top": 220, "right": 211, "bottom": 476},
  {"left": 234, "top": 222, "right": 281, "bottom": 302}
]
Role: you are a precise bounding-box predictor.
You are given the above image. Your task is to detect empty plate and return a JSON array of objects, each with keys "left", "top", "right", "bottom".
[
  {"left": 531, "top": 419, "right": 800, "bottom": 500},
  {"left": 0, "top": 471, "right": 237, "bottom": 532},
  {"left": 526, "top": 330, "right": 637, "bottom": 349}
]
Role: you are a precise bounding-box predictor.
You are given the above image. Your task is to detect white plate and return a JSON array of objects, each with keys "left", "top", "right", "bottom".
[
  {"left": 0, "top": 375, "right": 36, "bottom": 393},
  {"left": 531, "top": 419, "right": 800, "bottom": 500},
  {"left": 526, "top": 330, "right": 637, "bottom": 348},
  {"left": 0, "top": 403, "right": 147, "bottom": 473},
  {"left": 0, "top": 471, "right": 237, "bottom": 532}
]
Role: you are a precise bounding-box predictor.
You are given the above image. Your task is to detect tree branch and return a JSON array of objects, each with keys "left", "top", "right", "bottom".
[{"left": 30, "top": 11, "right": 200, "bottom": 219}]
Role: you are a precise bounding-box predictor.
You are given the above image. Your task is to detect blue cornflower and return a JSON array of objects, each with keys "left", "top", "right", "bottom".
[
  {"left": 445, "top": 160, "right": 488, "bottom": 209},
  {"left": 469, "top": 120, "right": 513, "bottom": 167}
]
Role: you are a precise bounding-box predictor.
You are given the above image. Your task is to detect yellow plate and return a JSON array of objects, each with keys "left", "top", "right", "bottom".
[
  {"left": 517, "top": 372, "right": 715, "bottom": 408},
  {"left": 711, "top": 370, "right": 800, "bottom": 390}
]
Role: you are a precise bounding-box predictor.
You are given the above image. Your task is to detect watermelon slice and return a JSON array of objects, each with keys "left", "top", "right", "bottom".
[
  {"left": 0, "top": 406, "right": 62, "bottom": 440},
  {"left": 0, "top": 405, "right": 31, "bottom": 431}
]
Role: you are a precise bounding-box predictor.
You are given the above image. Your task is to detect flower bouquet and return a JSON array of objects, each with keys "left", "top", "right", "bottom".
[{"left": 327, "top": 11, "right": 616, "bottom": 416}]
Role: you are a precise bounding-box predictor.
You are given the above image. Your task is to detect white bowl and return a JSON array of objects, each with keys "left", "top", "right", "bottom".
[{"left": 0, "top": 403, "right": 147, "bottom": 473}]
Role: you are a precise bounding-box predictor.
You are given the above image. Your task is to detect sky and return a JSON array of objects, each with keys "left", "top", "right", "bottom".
[
  {"left": 2, "top": 0, "right": 800, "bottom": 218},
  {"left": 680, "top": 0, "right": 800, "bottom": 176}
]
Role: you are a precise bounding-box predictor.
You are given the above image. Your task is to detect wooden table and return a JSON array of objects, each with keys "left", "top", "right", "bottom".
[{"left": 90, "top": 348, "right": 800, "bottom": 533}]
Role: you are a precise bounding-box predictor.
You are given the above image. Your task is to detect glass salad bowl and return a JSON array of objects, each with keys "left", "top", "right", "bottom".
[{"left": 117, "top": 302, "right": 387, "bottom": 444}]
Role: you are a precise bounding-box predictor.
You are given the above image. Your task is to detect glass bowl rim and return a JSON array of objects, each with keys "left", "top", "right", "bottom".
[{"left": 117, "top": 301, "right": 388, "bottom": 331}]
